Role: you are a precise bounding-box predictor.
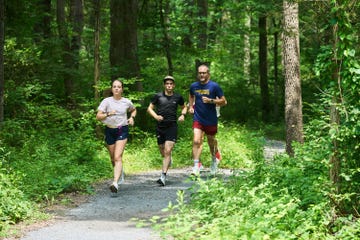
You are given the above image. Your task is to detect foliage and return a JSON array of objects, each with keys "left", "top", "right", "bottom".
[
  {"left": 152, "top": 124, "right": 359, "bottom": 239},
  {"left": 0, "top": 103, "right": 111, "bottom": 202},
  {"left": 312, "top": 0, "right": 360, "bottom": 216},
  {"left": 0, "top": 143, "right": 43, "bottom": 237},
  {"left": 1, "top": 0, "right": 359, "bottom": 238}
]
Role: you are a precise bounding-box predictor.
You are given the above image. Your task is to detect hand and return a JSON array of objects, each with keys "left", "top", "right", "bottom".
[
  {"left": 128, "top": 117, "right": 135, "bottom": 126},
  {"left": 178, "top": 114, "right": 185, "bottom": 122},
  {"left": 155, "top": 115, "right": 164, "bottom": 122},
  {"left": 188, "top": 108, "right": 194, "bottom": 114},
  {"left": 108, "top": 110, "right": 116, "bottom": 116},
  {"left": 201, "top": 96, "right": 212, "bottom": 104}
]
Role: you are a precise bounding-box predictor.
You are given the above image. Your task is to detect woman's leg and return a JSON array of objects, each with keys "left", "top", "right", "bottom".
[{"left": 112, "top": 139, "right": 127, "bottom": 184}]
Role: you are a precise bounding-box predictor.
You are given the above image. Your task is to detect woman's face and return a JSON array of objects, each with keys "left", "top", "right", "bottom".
[{"left": 112, "top": 80, "right": 123, "bottom": 95}]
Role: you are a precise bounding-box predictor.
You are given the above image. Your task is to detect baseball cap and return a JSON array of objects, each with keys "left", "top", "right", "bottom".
[{"left": 163, "top": 75, "right": 175, "bottom": 83}]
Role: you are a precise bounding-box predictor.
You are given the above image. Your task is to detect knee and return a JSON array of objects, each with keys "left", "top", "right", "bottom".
[
  {"left": 193, "top": 139, "right": 202, "bottom": 147},
  {"left": 113, "top": 156, "right": 122, "bottom": 163}
]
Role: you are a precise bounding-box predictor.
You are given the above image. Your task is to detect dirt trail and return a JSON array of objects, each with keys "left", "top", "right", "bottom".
[{"left": 10, "top": 140, "right": 285, "bottom": 240}]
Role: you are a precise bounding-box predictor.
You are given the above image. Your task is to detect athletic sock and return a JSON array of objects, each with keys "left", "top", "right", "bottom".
[{"left": 194, "top": 159, "right": 199, "bottom": 167}]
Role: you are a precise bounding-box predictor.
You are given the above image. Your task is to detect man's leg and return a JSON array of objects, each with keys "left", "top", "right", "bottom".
[
  {"left": 163, "top": 140, "right": 175, "bottom": 172},
  {"left": 207, "top": 134, "right": 218, "bottom": 157},
  {"left": 207, "top": 134, "right": 220, "bottom": 175},
  {"left": 157, "top": 141, "right": 174, "bottom": 186},
  {"left": 192, "top": 128, "right": 204, "bottom": 175}
]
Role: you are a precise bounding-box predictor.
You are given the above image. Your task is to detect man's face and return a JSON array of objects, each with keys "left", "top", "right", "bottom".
[
  {"left": 164, "top": 80, "right": 175, "bottom": 91},
  {"left": 198, "top": 66, "right": 209, "bottom": 83}
]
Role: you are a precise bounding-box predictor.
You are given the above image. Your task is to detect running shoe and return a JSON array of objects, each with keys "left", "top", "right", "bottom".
[
  {"left": 157, "top": 174, "right": 166, "bottom": 186},
  {"left": 118, "top": 168, "right": 125, "bottom": 185},
  {"left": 191, "top": 162, "right": 202, "bottom": 176},
  {"left": 109, "top": 182, "right": 118, "bottom": 193},
  {"left": 199, "top": 162, "right": 204, "bottom": 171},
  {"left": 210, "top": 158, "right": 218, "bottom": 175},
  {"left": 215, "top": 149, "right": 222, "bottom": 162}
]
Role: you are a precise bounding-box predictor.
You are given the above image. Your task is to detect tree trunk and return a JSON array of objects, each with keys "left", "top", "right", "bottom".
[
  {"left": 56, "top": 0, "right": 84, "bottom": 106},
  {"left": 329, "top": 20, "right": 341, "bottom": 193},
  {"left": 57, "top": 0, "right": 72, "bottom": 102},
  {"left": 182, "top": 0, "right": 194, "bottom": 48},
  {"left": 33, "top": 0, "right": 52, "bottom": 41},
  {"left": 243, "top": 11, "right": 251, "bottom": 89},
  {"left": 110, "top": 0, "right": 142, "bottom": 91},
  {"left": 159, "top": 0, "right": 173, "bottom": 75},
  {"left": 282, "top": 0, "right": 304, "bottom": 156},
  {"left": 0, "top": 0, "right": 4, "bottom": 123},
  {"left": 259, "top": 15, "right": 270, "bottom": 122},
  {"left": 208, "top": 0, "right": 223, "bottom": 45},
  {"left": 197, "top": 0, "right": 208, "bottom": 50},
  {"left": 272, "top": 18, "right": 280, "bottom": 121},
  {"left": 93, "top": 0, "right": 101, "bottom": 103},
  {"left": 70, "top": 0, "right": 84, "bottom": 68}
]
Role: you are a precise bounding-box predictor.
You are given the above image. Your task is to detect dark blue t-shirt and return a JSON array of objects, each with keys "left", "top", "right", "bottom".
[{"left": 189, "top": 80, "right": 224, "bottom": 126}]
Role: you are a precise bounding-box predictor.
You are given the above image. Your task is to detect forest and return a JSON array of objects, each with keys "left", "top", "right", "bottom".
[{"left": 0, "top": 0, "right": 359, "bottom": 239}]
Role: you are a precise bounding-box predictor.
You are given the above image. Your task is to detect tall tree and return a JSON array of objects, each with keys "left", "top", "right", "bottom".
[
  {"left": 259, "top": 14, "right": 270, "bottom": 122},
  {"left": 0, "top": 0, "right": 4, "bottom": 123},
  {"left": 197, "top": 0, "right": 208, "bottom": 50},
  {"left": 110, "top": 0, "right": 142, "bottom": 91},
  {"left": 159, "top": 0, "right": 173, "bottom": 75},
  {"left": 34, "top": 0, "right": 51, "bottom": 41},
  {"left": 182, "top": 0, "right": 194, "bottom": 48},
  {"left": 93, "top": 0, "right": 101, "bottom": 103},
  {"left": 272, "top": 18, "right": 281, "bottom": 121},
  {"left": 243, "top": 10, "right": 252, "bottom": 88},
  {"left": 56, "top": 0, "right": 84, "bottom": 105},
  {"left": 208, "top": 0, "right": 224, "bottom": 45},
  {"left": 282, "top": 0, "right": 303, "bottom": 155}
]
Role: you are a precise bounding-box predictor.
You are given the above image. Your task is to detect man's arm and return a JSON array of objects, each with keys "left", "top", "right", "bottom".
[
  {"left": 178, "top": 104, "right": 188, "bottom": 122},
  {"left": 188, "top": 94, "right": 195, "bottom": 114},
  {"left": 216, "top": 96, "right": 227, "bottom": 107},
  {"left": 147, "top": 103, "right": 163, "bottom": 121}
]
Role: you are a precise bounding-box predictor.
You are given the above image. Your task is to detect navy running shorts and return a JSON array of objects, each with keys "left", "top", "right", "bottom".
[{"left": 105, "top": 125, "right": 129, "bottom": 145}]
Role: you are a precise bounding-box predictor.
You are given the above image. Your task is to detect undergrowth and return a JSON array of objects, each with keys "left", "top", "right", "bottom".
[{"left": 150, "top": 122, "right": 360, "bottom": 239}]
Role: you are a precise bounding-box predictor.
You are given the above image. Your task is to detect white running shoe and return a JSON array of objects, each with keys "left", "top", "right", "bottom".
[
  {"left": 210, "top": 158, "right": 218, "bottom": 175},
  {"left": 192, "top": 162, "right": 202, "bottom": 176}
]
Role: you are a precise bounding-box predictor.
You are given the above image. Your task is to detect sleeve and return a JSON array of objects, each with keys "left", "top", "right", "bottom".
[
  {"left": 189, "top": 84, "right": 194, "bottom": 96},
  {"left": 128, "top": 99, "right": 135, "bottom": 111},
  {"left": 97, "top": 98, "right": 108, "bottom": 112},
  {"left": 151, "top": 93, "right": 159, "bottom": 105},
  {"left": 215, "top": 84, "right": 224, "bottom": 98}
]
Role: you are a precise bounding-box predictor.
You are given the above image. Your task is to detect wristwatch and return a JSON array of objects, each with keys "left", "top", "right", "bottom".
[{"left": 211, "top": 99, "right": 214, "bottom": 104}]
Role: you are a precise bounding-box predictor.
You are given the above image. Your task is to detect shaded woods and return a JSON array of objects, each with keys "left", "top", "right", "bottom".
[{"left": 0, "top": 0, "right": 359, "bottom": 239}]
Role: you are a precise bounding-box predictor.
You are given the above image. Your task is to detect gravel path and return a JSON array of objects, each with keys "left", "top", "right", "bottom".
[
  {"left": 13, "top": 140, "right": 285, "bottom": 240},
  {"left": 19, "top": 168, "right": 195, "bottom": 240}
]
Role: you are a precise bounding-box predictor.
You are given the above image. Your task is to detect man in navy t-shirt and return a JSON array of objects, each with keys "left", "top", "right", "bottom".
[{"left": 189, "top": 64, "right": 227, "bottom": 175}]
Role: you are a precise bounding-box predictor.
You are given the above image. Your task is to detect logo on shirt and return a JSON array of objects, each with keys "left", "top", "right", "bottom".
[{"left": 195, "top": 89, "right": 210, "bottom": 95}]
